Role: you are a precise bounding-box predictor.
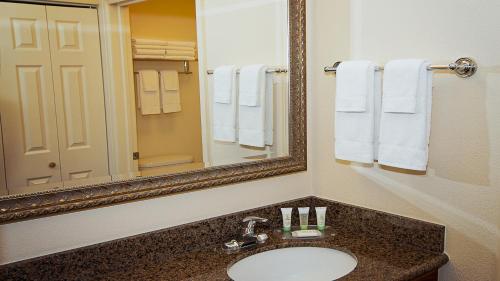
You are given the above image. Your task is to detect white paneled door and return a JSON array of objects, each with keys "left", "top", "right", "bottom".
[
  {"left": 0, "top": 2, "right": 110, "bottom": 194},
  {"left": 0, "top": 2, "right": 63, "bottom": 194},
  {"left": 46, "top": 6, "right": 110, "bottom": 187}
]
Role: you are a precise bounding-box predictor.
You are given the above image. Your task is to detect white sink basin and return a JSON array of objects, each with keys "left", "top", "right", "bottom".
[{"left": 227, "top": 247, "right": 357, "bottom": 281}]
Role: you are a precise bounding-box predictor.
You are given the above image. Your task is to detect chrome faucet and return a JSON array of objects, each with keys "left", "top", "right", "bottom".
[
  {"left": 224, "top": 216, "right": 269, "bottom": 251},
  {"left": 242, "top": 216, "right": 268, "bottom": 237}
]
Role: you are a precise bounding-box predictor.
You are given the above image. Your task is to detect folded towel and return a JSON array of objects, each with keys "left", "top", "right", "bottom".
[
  {"left": 133, "top": 54, "right": 166, "bottom": 60},
  {"left": 165, "top": 41, "right": 196, "bottom": 48},
  {"left": 160, "top": 70, "right": 181, "bottom": 113},
  {"left": 132, "top": 39, "right": 196, "bottom": 48},
  {"left": 239, "top": 64, "right": 266, "bottom": 106},
  {"left": 134, "top": 48, "right": 166, "bottom": 56},
  {"left": 166, "top": 49, "right": 196, "bottom": 57},
  {"left": 213, "top": 67, "right": 238, "bottom": 142},
  {"left": 133, "top": 44, "right": 196, "bottom": 51},
  {"left": 214, "top": 65, "right": 237, "bottom": 104},
  {"left": 335, "top": 61, "right": 372, "bottom": 112},
  {"left": 137, "top": 70, "right": 161, "bottom": 115},
  {"left": 378, "top": 59, "right": 433, "bottom": 171},
  {"left": 335, "top": 61, "right": 381, "bottom": 163},
  {"left": 140, "top": 69, "right": 159, "bottom": 92},
  {"left": 382, "top": 59, "right": 426, "bottom": 113},
  {"left": 239, "top": 65, "right": 268, "bottom": 147}
]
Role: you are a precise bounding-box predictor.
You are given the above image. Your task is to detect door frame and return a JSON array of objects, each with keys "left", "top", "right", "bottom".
[{"left": 97, "top": 0, "right": 145, "bottom": 180}]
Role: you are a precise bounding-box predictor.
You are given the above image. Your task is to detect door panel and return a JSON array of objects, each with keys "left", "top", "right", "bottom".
[
  {"left": 46, "top": 6, "right": 110, "bottom": 186},
  {"left": 0, "top": 2, "right": 62, "bottom": 193}
]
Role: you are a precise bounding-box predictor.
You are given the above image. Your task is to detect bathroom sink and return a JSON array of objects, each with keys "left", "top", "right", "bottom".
[{"left": 227, "top": 247, "right": 357, "bottom": 281}]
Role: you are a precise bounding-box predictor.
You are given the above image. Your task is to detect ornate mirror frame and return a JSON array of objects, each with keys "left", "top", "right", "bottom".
[{"left": 0, "top": 0, "right": 306, "bottom": 223}]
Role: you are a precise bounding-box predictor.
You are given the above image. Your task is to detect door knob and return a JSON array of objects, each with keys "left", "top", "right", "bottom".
[{"left": 48, "top": 162, "right": 57, "bottom": 168}]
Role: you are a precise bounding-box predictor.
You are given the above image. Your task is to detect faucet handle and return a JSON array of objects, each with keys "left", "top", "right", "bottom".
[
  {"left": 242, "top": 216, "right": 268, "bottom": 223},
  {"left": 242, "top": 216, "right": 268, "bottom": 237}
]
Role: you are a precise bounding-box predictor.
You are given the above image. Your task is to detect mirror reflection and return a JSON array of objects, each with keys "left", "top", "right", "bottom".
[{"left": 0, "top": 0, "right": 289, "bottom": 196}]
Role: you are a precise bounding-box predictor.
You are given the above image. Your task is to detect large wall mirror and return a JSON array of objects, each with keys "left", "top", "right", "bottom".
[{"left": 0, "top": 0, "right": 306, "bottom": 222}]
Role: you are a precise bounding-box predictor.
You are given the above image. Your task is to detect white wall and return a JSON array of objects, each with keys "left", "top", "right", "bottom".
[{"left": 310, "top": 1, "right": 500, "bottom": 281}]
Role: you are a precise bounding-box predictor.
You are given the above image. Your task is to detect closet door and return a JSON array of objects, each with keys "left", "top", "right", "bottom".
[
  {"left": 46, "top": 6, "right": 110, "bottom": 186},
  {"left": 0, "top": 2, "right": 63, "bottom": 194}
]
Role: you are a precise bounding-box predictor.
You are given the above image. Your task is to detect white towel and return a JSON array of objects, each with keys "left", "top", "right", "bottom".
[
  {"left": 335, "top": 61, "right": 381, "bottom": 163},
  {"left": 133, "top": 55, "right": 166, "bottom": 60},
  {"left": 132, "top": 39, "right": 196, "bottom": 48},
  {"left": 382, "top": 59, "right": 426, "bottom": 113},
  {"left": 239, "top": 64, "right": 266, "bottom": 106},
  {"left": 132, "top": 44, "right": 196, "bottom": 52},
  {"left": 134, "top": 48, "right": 166, "bottom": 56},
  {"left": 137, "top": 70, "right": 161, "bottom": 115},
  {"left": 239, "top": 65, "right": 268, "bottom": 147},
  {"left": 160, "top": 70, "right": 181, "bottom": 113},
  {"left": 214, "top": 66, "right": 237, "bottom": 104},
  {"left": 378, "top": 59, "right": 433, "bottom": 171},
  {"left": 213, "top": 67, "right": 238, "bottom": 142}
]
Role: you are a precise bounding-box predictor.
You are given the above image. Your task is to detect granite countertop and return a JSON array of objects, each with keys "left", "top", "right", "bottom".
[
  {"left": 0, "top": 197, "right": 448, "bottom": 281},
  {"left": 99, "top": 228, "right": 448, "bottom": 281}
]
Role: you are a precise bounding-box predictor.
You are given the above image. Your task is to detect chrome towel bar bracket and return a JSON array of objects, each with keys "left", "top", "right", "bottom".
[{"left": 324, "top": 57, "right": 477, "bottom": 78}]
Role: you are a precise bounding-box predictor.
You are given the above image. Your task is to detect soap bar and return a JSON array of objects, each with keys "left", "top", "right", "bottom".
[{"left": 291, "top": 229, "right": 322, "bottom": 238}]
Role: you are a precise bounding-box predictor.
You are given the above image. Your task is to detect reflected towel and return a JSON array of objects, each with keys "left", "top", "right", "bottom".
[
  {"left": 239, "top": 65, "right": 268, "bottom": 147},
  {"left": 160, "top": 70, "right": 181, "bottom": 113},
  {"left": 213, "top": 66, "right": 238, "bottom": 142},
  {"left": 137, "top": 70, "right": 161, "bottom": 115}
]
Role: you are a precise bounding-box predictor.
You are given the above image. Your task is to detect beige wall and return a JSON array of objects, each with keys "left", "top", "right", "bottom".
[
  {"left": 310, "top": 1, "right": 500, "bottom": 281},
  {"left": 130, "top": 0, "right": 203, "bottom": 162},
  {"left": 1, "top": 3, "right": 499, "bottom": 281}
]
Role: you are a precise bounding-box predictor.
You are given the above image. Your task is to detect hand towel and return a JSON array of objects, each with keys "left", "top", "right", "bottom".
[
  {"left": 213, "top": 68, "right": 238, "bottom": 142},
  {"left": 335, "top": 61, "right": 381, "bottom": 163},
  {"left": 213, "top": 65, "right": 237, "bottom": 104},
  {"left": 382, "top": 59, "right": 426, "bottom": 113},
  {"left": 160, "top": 70, "right": 181, "bottom": 113},
  {"left": 134, "top": 48, "right": 166, "bottom": 56},
  {"left": 137, "top": 70, "right": 161, "bottom": 115},
  {"left": 378, "top": 59, "right": 433, "bottom": 171},
  {"left": 239, "top": 64, "right": 266, "bottom": 106},
  {"left": 239, "top": 65, "right": 268, "bottom": 147}
]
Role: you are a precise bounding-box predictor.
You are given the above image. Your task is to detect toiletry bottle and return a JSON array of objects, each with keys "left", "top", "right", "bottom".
[
  {"left": 298, "top": 207, "right": 310, "bottom": 230},
  {"left": 315, "top": 207, "right": 327, "bottom": 231},
  {"left": 281, "top": 208, "right": 292, "bottom": 232}
]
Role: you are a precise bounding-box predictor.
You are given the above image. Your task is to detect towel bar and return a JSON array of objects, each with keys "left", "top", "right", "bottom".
[
  {"left": 324, "top": 57, "right": 477, "bottom": 78},
  {"left": 206, "top": 67, "right": 288, "bottom": 75}
]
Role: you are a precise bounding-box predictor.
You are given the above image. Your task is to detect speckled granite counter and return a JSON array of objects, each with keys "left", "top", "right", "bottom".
[{"left": 0, "top": 197, "right": 448, "bottom": 281}]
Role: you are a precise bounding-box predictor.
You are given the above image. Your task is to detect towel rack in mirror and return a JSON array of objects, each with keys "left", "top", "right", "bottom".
[
  {"left": 206, "top": 67, "right": 288, "bottom": 75},
  {"left": 324, "top": 57, "right": 477, "bottom": 78},
  {"left": 133, "top": 60, "right": 193, "bottom": 74}
]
